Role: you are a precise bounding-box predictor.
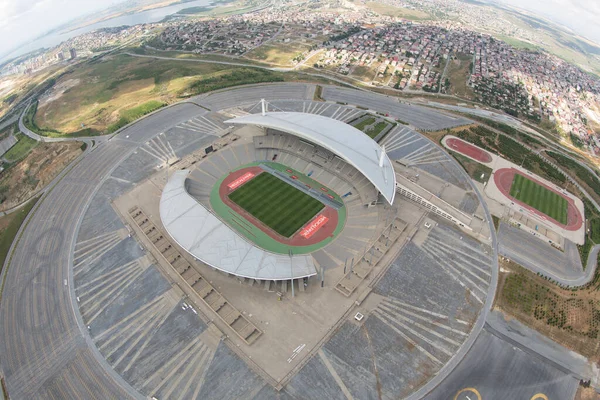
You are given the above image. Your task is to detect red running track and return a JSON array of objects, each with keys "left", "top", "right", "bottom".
[
  {"left": 218, "top": 166, "right": 338, "bottom": 246},
  {"left": 446, "top": 138, "right": 493, "bottom": 163},
  {"left": 493, "top": 167, "right": 583, "bottom": 231}
]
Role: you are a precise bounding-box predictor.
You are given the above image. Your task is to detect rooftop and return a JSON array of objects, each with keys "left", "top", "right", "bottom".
[
  {"left": 160, "top": 170, "right": 317, "bottom": 280},
  {"left": 226, "top": 111, "right": 397, "bottom": 204}
]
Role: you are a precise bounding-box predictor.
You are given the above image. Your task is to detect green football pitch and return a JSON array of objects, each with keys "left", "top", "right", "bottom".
[
  {"left": 509, "top": 174, "right": 568, "bottom": 224},
  {"left": 228, "top": 172, "right": 324, "bottom": 237}
]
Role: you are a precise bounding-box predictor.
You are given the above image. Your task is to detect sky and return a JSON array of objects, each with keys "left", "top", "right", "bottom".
[
  {"left": 0, "top": 0, "right": 124, "bottom": 57},
  {"left": 493, "top": 0, "right": 600, "bottom": 44},
  {"left": 0, "top": 0, "right": 599, "bottom": 58}
]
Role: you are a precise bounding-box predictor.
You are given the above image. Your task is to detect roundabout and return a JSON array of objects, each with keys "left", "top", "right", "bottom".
[{"left": 0, "top": 83, "right": 500, "bottom": 399}]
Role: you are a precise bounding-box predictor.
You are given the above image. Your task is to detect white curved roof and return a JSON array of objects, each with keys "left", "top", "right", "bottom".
[
  {"left": 226, "top": 112, "right": 396, "bottom": 204},
  {"left": 160, "top": 170, "right": 316, "bottom": 280}
]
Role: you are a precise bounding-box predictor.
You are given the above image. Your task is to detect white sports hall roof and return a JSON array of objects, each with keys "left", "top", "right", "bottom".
[
  {"left": 226, "top": 112, "right": 396, "bottom": 204},
  {"left": 160, "top": 170, "right": 316, "bottom": 281}
]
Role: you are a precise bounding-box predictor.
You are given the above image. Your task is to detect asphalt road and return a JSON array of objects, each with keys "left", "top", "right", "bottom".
[
  {"left": 0, "top": 142, "right": 138, "bottom": 399},
  {"left": 424, "top": 326, "right": 579, "bottom": 400},
  {"left": 405, "top": 124, "right": 499, "bottom": 400},
  {"left": 6, "top": 83, "right": 589, "bottom": 399},
  {"left": 0, "top": 103, "right": 206, "bottom": 399},
  {"left": 0, "top": 86, "right": 316, "bottom": 399},
  {"left": 485, "top": 310, "right": 592, "bottom": 380},
  {"left": 321, "top": 86, "right": 472, "bottom": 131},
  {"left": 498, "top": 222, "right": 588, "bottom": 284},
  {"left": 191, "top": 82, "right": 315, "bottom": 111}
]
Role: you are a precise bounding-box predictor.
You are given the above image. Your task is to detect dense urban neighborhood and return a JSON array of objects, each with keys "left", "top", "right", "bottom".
[
  {"left": 1, "top": 0, "right": 600, "bottom": 152},
  {"left": 152, "top": 10, "right": 600, "bottom": 151},
  {"left": 3, "top": 1, "right": 600, "bottom": 400}
]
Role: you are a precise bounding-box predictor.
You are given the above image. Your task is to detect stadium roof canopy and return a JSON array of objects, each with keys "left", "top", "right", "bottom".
[
  {"left": 160, "top": 170, "right": 317, "bottom": 281},
  {"left": 226, "top": 112, "right": 396, "bottom": 204}
]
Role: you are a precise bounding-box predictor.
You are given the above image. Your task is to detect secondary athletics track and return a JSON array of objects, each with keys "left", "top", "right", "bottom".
[
  {"left": 493, "top": 167, "right": 583, "bottom": 231},
  {"left": 446, "top": 137, "right": 493, "bottom": 164}
]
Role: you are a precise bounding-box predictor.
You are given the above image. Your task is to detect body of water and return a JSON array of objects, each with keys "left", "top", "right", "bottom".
[{"left": 2, "top": 0, "right": 212, "bottom": 63}]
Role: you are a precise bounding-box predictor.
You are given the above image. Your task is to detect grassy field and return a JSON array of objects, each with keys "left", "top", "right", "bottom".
[
  {"left": 23, "top": 101, "right": 61, "bottom": 136},
  {"left": 107, "top": 100, "right": 166, "bottom": 133},
  {"left": 244, "top": 43, "right": 310, "bottom": 66},
  {"left": 0, "top": 122, "right": 17, "bottom": 141},
  {"left": 509, "top": 174, "right": 568, "bottom": 224},
  {"left": 451, "top": 151, "right": 493, "bottom": 183},
  {"left": 369, "top": 121, "right": 389, "bottom": 139},
  {"left": 3, "top": 134, "right": 38, "bottom": 162},
  {"left": 497, "top": 257, "right": 600, "bottom": 360},
  {"left": 0, "top": 141, "right": 82, "bottom": 211},
  {"left": 495, "top": 35, "right": 540, "bottom": 51},
  {"left": 0, "top": 196, "right": 39, "bottom": 270},
  {"left": 0, "top": 63, "right": 66, "bottom": 121},
  {"left": 353, "top": 116, "right": 376, "bottom": 131},
  {"left": 33, "top": 54, "right": 288, "bottom": 136},
  {"left": 447, "top": 53, "right": 475, "bottom": 99},
  {"left": 229, "top": 172, "right": 324, "bottom": 237},
  {"left": 351, "top": 65, "right": 375, "bottom": 83},
  {"left": 366, "top": 2, "right": 431, "bottom": 20}
]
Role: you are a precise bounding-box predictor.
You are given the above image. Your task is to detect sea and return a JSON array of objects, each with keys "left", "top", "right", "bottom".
[{"left": 1, "top": 0, "right": 212, "bottom": 63}]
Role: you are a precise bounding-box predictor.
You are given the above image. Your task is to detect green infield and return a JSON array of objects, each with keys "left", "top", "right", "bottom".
[
  {"left": 229, "top": 172, "right": 324, "bottom": 237},
  {"left": 210, "top": 161, "right": 346, "bottom": 254},
  {"left": 509, "top": 174, "right": 568, "bottom": 224}
]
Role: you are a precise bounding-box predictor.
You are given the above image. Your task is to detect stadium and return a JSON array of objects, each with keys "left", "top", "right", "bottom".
[
  {"left": 160, "top": 100, "right": 398, "bottom": 286},
  {"left": 20, "top": 85, "right": 501, "bottom": 399}
]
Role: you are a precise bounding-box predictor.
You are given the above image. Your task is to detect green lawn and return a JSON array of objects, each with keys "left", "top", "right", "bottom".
[
  {"left": 352, "top": 117, "right": 391, "bottom": 139},
  {"left": 0, "top": 196, "right": 39, "bottom": 270},
  {"left": 353, "top": 117, "right": 376, "bottom": 132},
  {"left": 590, "top": 217, "right": 600, "bottom": 244},
  {"left": 228, "top": 172, "right": 324, "bottom": 237},
  {"left": 3, "top": 134, "right": 38, "bottom": 162},
  {"left": 368, "top": 121, "right": 389, "bottom": 139},
  {"left": 509, "top": 174, "right": 568, "bottom": 224},
  {"left": 107, "top": 100, "right": 166, "bottom": 133}
]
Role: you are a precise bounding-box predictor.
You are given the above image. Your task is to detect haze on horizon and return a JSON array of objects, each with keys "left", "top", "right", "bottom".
[{"left": 0, "top": 0, "right": 599, "bottom": 59}]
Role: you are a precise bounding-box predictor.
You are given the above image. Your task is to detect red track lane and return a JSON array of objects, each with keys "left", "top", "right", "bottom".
[
  {"left": 446, "top": 138, "right": 493, "bottom": 163},
  {"left": 493, "top": 167, "right": 583, "bottom": 231},
  {"left": 218, "top": 167, "right": 338, "bottom": 246}
]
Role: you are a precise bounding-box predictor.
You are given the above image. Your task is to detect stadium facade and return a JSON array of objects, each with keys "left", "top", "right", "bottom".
[{"left": 160, "top": 109, "right": 396, "bottom": 281}]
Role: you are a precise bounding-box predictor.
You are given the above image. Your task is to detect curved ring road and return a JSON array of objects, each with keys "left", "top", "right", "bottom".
[
  {"left": 8, "top": 82, "right": 586, "bottom": 398},
  {"left": 0, "top": 99, "right": 209, "bottom": 398}
]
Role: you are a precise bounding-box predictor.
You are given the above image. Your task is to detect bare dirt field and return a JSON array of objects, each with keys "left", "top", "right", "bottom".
[
  {"left": 420, "top": 124, "right": 477, "bottom": 143},
  {"left": 0, "top": 142, "right": 83, "bottom": 211},
  {"left": 495, "top": 257, "right": 600, "bottom": 362},
  {"left": 0, "top": 64, "right": 66, "bottom": 120},
  {"left": 447, "top": 54, "right": 475, "bottom": 99},
  {"left": 575, "top": 386, "right": 600, "bottom": 400},
  {"left": 38, "top": 78, "right": 81, "bottom": 106}
]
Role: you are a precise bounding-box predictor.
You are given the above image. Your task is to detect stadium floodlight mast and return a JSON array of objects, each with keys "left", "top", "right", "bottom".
[
  {"left": 344, "top": 258, "right": 347, "bottom": 274},
  {"left": 289, "top": 249, "right": 295, "bottom": 297},
  {"left": 380, "top": 144, "right": 388, "bottom": 184}
]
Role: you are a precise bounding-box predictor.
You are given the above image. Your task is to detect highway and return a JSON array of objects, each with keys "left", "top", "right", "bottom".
[
  {"left": 320, "top": 86, "right": 472, "bottom": 131},
  {"left": 0, "top": 101, "right": 206, "bottom": 398},
  {"left": 0, "top": 86, "right": 316, "bottom": 399},
  {"left": 405, "top": 122, "right": 499, "bottom": 400},
  {"left": 0, "top": 82, "right": 590, "bottom": 399},
  {"left": 0, "top": 142, "right": 139, "bottom": 398},
  {"left": 17, "top": 102, "right": 104, "bottom": 144}
]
